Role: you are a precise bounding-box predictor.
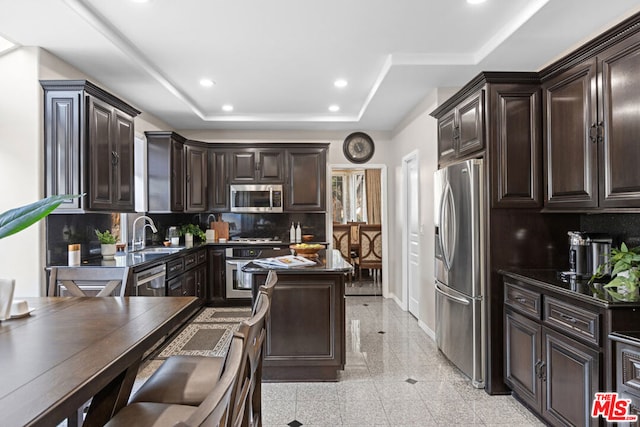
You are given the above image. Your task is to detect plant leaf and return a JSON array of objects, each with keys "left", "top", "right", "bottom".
[{"left": 0, "top": 194, "right": 80, "bottom": 239}]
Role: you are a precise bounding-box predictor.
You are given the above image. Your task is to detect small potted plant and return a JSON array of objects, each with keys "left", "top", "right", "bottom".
[
  {"left": 95, "top": 229, "right": 118, "bottom": 260},
  {"left": 180, "top": 224, "right": 206, "bottom": 247},
  {"left": 591, "top": 242, "right": 640, "bottom": 301}
]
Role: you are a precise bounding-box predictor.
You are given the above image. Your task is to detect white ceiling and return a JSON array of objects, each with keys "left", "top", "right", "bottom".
[{"left": 1, "top": 0, "right": 639, "bottom": 132}]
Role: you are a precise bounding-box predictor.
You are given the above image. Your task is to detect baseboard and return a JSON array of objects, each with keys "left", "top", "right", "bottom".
[
  {"left": 418, "top": 319, "right": 436, "bottom": 341},
  {"left": 390, "top": 293, "right": 405, "bottom": 310}
]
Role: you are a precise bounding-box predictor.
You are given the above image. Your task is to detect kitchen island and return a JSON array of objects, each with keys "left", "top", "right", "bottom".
[{"left": 243, "top": 249, "right": 352, "bottom": 381}]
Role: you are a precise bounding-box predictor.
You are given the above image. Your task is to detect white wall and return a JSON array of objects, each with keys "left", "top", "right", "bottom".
[
  {"left": 0, "top": 47, "right": 43, "bottom": 296},
  {"left": 385, "top": 91, "right": 439, "bottom": 334},
  {"left": 0, "top": 47, "right": 173, "bottom": 296}
]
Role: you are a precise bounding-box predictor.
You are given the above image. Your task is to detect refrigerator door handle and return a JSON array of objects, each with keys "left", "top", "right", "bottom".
[
  {"left": 435, "top": 284, "right": 470, "bottom": 306},
  {"left": 439, "top": 183, "right": 456, "bottom": 271}
]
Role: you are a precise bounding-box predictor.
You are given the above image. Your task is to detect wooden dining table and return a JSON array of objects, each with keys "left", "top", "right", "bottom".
[{"left": 0, "top": 296, "right": 200, "bottom": 427}]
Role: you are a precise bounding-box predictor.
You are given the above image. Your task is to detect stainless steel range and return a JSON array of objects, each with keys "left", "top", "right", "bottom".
[{"left": 225, "top": 240, "right": 289, "bottom": 299}]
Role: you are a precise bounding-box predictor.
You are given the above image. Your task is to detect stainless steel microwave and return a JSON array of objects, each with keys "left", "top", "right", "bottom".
[{"left": 230, "top": 184, "right": 283, "bottom": 213}]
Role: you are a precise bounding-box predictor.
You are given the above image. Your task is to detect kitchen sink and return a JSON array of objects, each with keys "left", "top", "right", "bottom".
[{"left": 138, "top": 246, "right": 184, "bottom": 254}]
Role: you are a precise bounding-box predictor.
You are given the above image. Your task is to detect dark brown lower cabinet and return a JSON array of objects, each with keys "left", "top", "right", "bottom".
[
  {"left": 506, "top": 309, "right": 600, "bottom": 426},
  {"left": 610, "top": 333, "right": 640, "bottom": 426},
  {"left": 207, "top": 248, "right": 226, "bottom": 305},
  {"left": 251, "top": 271, "right": 345, "bottom": 381},
  {"left": 505, "top": 310, "right": 541, "bottom": 410}
]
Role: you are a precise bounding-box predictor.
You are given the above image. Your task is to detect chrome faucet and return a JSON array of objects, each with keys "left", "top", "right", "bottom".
[{"left": 132, "top": 215, "right": 158, "bottom": 251}]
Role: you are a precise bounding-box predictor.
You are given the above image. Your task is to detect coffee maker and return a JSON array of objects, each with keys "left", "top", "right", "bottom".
[{"left": 567, "top": 231, "right": 612, "bottom": 278}]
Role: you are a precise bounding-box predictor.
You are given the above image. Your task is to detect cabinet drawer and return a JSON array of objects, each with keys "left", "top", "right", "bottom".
[
  {"left": 543, "top": 297, "right": 600, "bottom": 346},
  {"left": 197, "top": 249, "right": 207, "bottom": 265},
  {"left": 166, "top": 258, "right": 185, "bottom": 279},
  {"left": 619, "top": 344, "right": 640, "bottom": 397},
  {"left": 184, "top": 253, "right": 197, "bottom": 269},
  {"left": 504, "top": 281, "right": 541, "bottom": 318}
]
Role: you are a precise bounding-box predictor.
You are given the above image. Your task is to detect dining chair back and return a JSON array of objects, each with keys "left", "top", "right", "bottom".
[
  {"left": 231, "top": 290, "right": 269, "bottom": 427},
  {"left": 253, "top": 269, "right": 277, "bottom": 315},
  {"left": 332, "top": 224, "right": 351, "bottom": 261},
  {"left": 129, "top": 289, "right": 271, "bottom": 427},
  {"left": 105, "top": 334, "right": 245, "bottom": 427},
  {"left": 347, "top": 221, "right": 366, "bottom": 252},
  {"left": 179, "top": 333, "right": 244, "bottom": 427},
  {"left": 48, "top": 266, "right": 131, "bottom": 297},
  {"left": 357, "top": 224, "right": 383, "bottom": 281}
]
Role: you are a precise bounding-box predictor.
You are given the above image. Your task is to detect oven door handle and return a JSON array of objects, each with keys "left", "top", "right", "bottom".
[
  {"left": 226, "top": 260, "right": 249, "bottom": 267},
  {"left": 269, "top": 186, "right": 273, "bottom": 211}
]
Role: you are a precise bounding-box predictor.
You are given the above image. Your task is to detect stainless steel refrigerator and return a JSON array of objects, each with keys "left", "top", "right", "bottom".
[{"left": 434, "top": 158, "right": 485, "bottom": 388}]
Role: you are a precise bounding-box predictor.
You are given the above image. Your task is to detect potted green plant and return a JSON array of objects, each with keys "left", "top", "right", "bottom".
[
  {"left": 180, "top": 224, "right": 206, "bottom": 247},
  {"left": 590, "top": 242, "right": 640, "bottom": 301},
  {"left": 95, "top": 229, "right": 118, "bottom": 260}
]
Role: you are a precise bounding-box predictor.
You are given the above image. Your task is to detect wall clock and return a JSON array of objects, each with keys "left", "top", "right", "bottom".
[{"left": 343, "top": 132, "right": 375, "bottom": 164}]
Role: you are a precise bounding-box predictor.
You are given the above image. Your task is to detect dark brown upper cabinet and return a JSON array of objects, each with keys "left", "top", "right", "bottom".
[
  {"left": 489, "top": 83, "right": 542, "bottom": 208},
  {"left": 146, "top": 131, "right": 185, "bottom": 212},
  {"left": 207, "top": 148, "right": 229, "bottom": 212},
  {"left": 431, "top": 73, "right": 542, "bottom": 209},
  {"left": 230, "top": 148, "right": 284, "bottom": 183},
  {"left": 543, "top": 25, "right": 640, "bottom": 210},
  {"left": 185, "top": 142, "right": 208, "bottom": 212},
  {"left": 436, "top": 91, "right": 484, "bottom": 166},
  {"left": 42, "top": 80, "right": 140, "bottom": 212},
  {"left": 285, "top": 146, "right": 327, "bottom": 212}
]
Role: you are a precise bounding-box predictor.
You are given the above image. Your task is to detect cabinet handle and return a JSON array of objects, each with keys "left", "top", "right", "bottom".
[
  {"left": 111, "top": 151, "right": 119, "bottom": 166},
  {"left": 538, "top": 361, "right": 546, "bottom": 381},
  {"left": 558, "top": 312, "right": 578, "bottom": 324},
  {"left": 597, "top": 121, "right": 604, "bottom": 143},
  {"left": 515, "top": 296, "right": 527, "bottom": 305}
]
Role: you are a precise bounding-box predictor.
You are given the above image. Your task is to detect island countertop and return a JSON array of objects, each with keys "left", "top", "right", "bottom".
[{"left": 241, "top": 249, "right": 353, "bottom": 274}]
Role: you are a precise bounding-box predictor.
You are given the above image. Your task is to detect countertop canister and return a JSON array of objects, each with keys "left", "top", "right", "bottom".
[{"left": 68, "top": 244, "right": 81, "bottom": 266}]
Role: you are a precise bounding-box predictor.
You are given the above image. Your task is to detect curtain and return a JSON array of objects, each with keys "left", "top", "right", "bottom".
[{"left": 365, "top": 169, "right": 381, "bottom": 224}]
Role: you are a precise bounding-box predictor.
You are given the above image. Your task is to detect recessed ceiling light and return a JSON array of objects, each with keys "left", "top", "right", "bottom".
[
  {"left": 467, "top": 0, "right": 486, "bottom": 4},
  {"left": 334, "top": 79, "right": 348, "bottom": 88},
  {"left": 222, "top": 104, "right": 234, "bottom": 112},
  {"left": 200, "top": 79, "right": 215, "bottom": 88},
  {"left": 329, "top": 105, "right": 340, "bottom": 112},
  {"left": 131, "top": 0, "right": 150, "bottom": 3}
]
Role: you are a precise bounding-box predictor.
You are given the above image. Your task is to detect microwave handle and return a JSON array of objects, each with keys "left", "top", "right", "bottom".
[{"left": 269, "top": 186, "right": 273, "bottom": 211}]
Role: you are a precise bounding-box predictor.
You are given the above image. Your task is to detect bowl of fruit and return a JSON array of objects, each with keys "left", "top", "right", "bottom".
[{"left": 290, "top": 243, "right": 324, "bottom": 258}]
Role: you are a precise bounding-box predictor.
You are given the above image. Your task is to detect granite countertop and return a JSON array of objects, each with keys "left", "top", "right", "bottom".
[
  {"left": 52, "top": 241, "right": 331, "bottom": 271},
  {"left": 500, "top": 268, "right": 640, "bottom": 307},
  {"left": 242, "top": 249, "right": 353, "bottom": 274},
  {"left": 609, "top": 331, "right": 640, "bottom": 345}
]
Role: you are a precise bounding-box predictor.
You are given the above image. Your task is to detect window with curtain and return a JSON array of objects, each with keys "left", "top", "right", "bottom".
[{"left": 332, "top": 169, "right": 367, "bottom": 223}]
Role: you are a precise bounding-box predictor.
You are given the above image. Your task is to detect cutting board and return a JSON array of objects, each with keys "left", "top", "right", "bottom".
[{"left": 210, "top": 217, "right": 229, "bottom": 242}]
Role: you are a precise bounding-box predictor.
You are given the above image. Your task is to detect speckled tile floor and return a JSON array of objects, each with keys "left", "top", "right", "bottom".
[{"left": 261, "top": 295, "right": 545, "bottom": 427}]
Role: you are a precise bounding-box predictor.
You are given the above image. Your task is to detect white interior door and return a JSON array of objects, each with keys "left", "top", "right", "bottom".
[{"left": 406, "top": 154, "right": 420, "bottom": 316}]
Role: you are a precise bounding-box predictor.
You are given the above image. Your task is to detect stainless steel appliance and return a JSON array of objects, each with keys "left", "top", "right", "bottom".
[
  {"left": 568, "top": 231, "right": 591, "bottom": 278},
  {"left": 566, "top": 232, "right": 613, "bottom": 278},
  {"left": 225, "top": 243, "right": 289, "bottom": 299},
  {"left": 434, "top": 158, "right": 485, "bottom": 388},
  {"left": 230, "top": 184, "right": 283, "bottom": 213},
  {"left": 133, "top": 264, "right": 166, "bottom": 296},
  {"left": 590, "top": 236, "right": 612, "bottom": 276}
]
